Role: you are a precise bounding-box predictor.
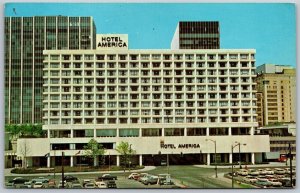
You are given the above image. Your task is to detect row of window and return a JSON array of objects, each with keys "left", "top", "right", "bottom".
[
  {"left": 44, "top": 116, "right": 256, "bottom": 125},
  {"left": 48, "top": 127, "right": 253, "bottom": 138},
  {"left": 46, "top": 53, "right": 255, "bottom": 61}
]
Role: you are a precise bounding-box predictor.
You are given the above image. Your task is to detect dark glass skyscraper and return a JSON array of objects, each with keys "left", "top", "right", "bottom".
[
  {"left": 171, "top": 21, "right": 220, "bottom": 49},
  {"left": 5, "top": 16, "right": 97, "bottom": 124}
]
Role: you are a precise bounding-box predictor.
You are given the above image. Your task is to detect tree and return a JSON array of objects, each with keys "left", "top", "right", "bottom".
[
  {"left": 83, "top": 139, "right": 106, "bottom": 167},
  {"left": 19, "top": 139, "right": 31, "bottom": 169},
  {"left": 116, "top": 141, "right": 136, "bottom": 170}
]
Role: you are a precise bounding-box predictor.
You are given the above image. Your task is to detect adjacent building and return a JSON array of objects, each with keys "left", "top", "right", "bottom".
[
  {"left": 256, "top": 64, "right": 296, "bottom": 126},
  {"left": 4, "top": 16, "right": 96, "bottom": 124},
  {"left": 171, "top": 21, "right": 220, "bottom": 49}
]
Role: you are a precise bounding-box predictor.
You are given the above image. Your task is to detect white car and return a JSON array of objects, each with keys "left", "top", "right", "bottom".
[
  {"left": 84, "top": 183, "right": 95, "bottom": 189},
  {"left": 248, "top": 169, "right": 259, "bottom": 176},
  {"left": 33, "top": 182, "right": 44, "bottom": 188},
  {"left": 274, "top": 168, "right": 285, "bottom": 174},
  {"left": 257, "top": 169, "right": 267, "bottom": 175},
  {"left": 265, "top": 168, "right": 274, "bottom": 175},
  {"left": 128, "top": 173, "right": 139, "bottom": 179},
  {"left": 244, "top": 176, "right": 257, "bottom": 184},
  {"left": 269, "top": 179, "right": 282, "bottom": 187},
  {"left": 237, "top": 169, "right": 248, "bottom": 176},
  {"left": 97, "top": 181, "right": 107, "bottom": 188},
  {"left": 23, "top": 181, "right": 32, "bottom": 188}
]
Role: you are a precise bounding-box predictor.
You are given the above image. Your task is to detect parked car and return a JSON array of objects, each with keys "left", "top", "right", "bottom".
[
  {"left": 33, "top": 182, "right": 44, "bottom": 188},
  {"left": 243, "top": 176, "right": 257, "bottom": 184},
  {"left": 278, "top": 178, "right": 292, "bottom": 187},
  {"left": 257, "top": 169, "right": 267, "bottom": 175},
  {"left": 57, "top": 180, "right": 68, "bottom": 188},
  {"left": 96, "top": 181, "right": 107, "bottom": 188},
  {"left": 84, "top": 183, "right": 95, "bottom": 189},
  {"left": 269, "top": 179, "right": 282, "bottom": 187},
  {"left": 23, "top": 181, "right": 32, "bottom": 188},
  {"left": 128, "top": 173, "right": 140, "bottom": 179},
  {"left": 158, "top": 174, "right": 173, "bottom": 185},
  {"left": 106, "top": 180, "right": 117, "bottom": 188},
  {"left": 237, "top": 169, "right": 248, "bottom": 176},
  {"left": 5, "top": 182, "right": 14, "bottom": 188},
  {"left": 63, "top": 175, "right": 78, "bottom": 182},
  {"left": 265, "top": 175, "right": 275, "bottom": 180},
  {"left": 71, "top": 183, "right": 82, "bottom": 189},
  {"left": 248, "top": 169, "right": 259, "bottom": 176},
  {"left": 9, "top": 177, "right": 29, "bottom": 185},
  {"left": 265, "top": 168, "right": 274, "bottom": 175},
  {"left": 137, "top": 173, "right": 149, "bottom": 182},
  {"left": 255, "top": 178, "right": 272, "bottom": 187},
  {"left": 142, "top": 175, "right": 159, "bottom": 185},
  {"left": 97, "top": 174, "right": 117, "bottom": 181},
  {"left": 83, "top": 179, "right": 93, "bottom": 187},
  {"left": 161, "top": 160, "right": 167, "bottom": 166},
  {"left": 48, "top": 179, "right": 56, "bottom": 188},
  {"left": 274, "top": 168, "right": 285, "bottom": 174},
  {"left": 284, "top": 168, "right": 296, "bottom": 175}
]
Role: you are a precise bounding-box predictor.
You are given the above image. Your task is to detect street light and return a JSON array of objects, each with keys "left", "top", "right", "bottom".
[
  {"left": 206, "top": 139, "right": 217, "bottom": 178},
  {"left": 231, "top": 142, "right": 246, "bottom": 188},
  {"left": 129, "top": 144, "right": 132, "bottom": 172},
  {"left": 235, "top": 141, "right": 247, "bottom": 169}
]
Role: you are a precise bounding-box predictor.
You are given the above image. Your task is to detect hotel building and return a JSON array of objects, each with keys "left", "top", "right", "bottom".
[
  {"left": 256, "top": 64, "right": 296, "bottom": 126},
  {"left": 16, "top": 35, "right": 270, "bottom": 166},
  {"left": 4, "top": 16, "right": 96, "bottom": 124}
]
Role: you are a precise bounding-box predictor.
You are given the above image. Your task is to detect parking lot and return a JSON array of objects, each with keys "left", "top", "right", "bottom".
[
  {"left": 229, "top": 166, "right": 296, "bottom": 188},
  {"left": 4, "top": 165, "right": 296, "bottom": 189}
]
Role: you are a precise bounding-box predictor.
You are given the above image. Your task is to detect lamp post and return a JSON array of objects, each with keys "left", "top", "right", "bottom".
[
  {"left": 231, "top": 142, "right": 246, "bottom": 188},
  {"left": 206, "top": 139, "right": 217, "bottom": 178},
  {"left": 235, "top": 141, "right": 246, "bottom": 169},
  {"left": 61, "top": 152, "right": 65, "bottom": 189},
  {"left": 129, "top": 144, "right": 132, "bottom": 172}
]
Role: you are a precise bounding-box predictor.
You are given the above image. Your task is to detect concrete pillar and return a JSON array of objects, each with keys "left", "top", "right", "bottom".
[
  {"left": 70, "top": 129, "right": 74, "bottom": 138},
  {"left": 47, "top": 129, "right": 51, "bottom": 138},
  {"left": 94, "top": 129, "right": 97, "bottom": 137},
  {"left": 229, "top": 153, "right": 233, "bottom": 164},
  {"left": 162, "top": 128, "right": 164, "bottom": 136},
  {"left": 207, "top": 153, "right": 211, "bottom": 165},
  {"left": 139, "top": 155, "right": 143, "bottom": 166},
  {"left": 116, "top": 129, "right": 119, "bottom": 137},
  {"left": 70, "top": 156, "right": 74, "bottom": 167},
  {"left": 251, "top": 153, "right": 255, "bottom": 164},
  {"left": 228, "top": 127, "right": 231, "bottom": 136},
  {"left": 116, "top": 155, "right": 120, "bottom": 166},
  {"left": 250, "top": 127, "right": 254, "bottom": 135},
  {"left": 47, "top": 156, "right": 51, "bottom": 168},
  {"left": 206, "top": 127, "right": 209, "bottom": 136},
  {"left": 184, "top": 128, "right": 187, "bottom": 136},
  {"left": 139, "top": 128, "right": 142, "bottom": 137}
]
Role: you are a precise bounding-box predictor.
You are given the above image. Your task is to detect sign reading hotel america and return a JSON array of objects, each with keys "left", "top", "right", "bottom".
[{"left": 96, "top": 34, "right": 128, "bottom": 50}]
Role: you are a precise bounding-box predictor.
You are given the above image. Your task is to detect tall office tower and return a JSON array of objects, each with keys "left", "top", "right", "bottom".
[
  {"left": 4, "top": 16, "right": 96, "bottom": 124},
  {"left": 171, "top": 21, "right": 220, "bottom": 49},
  {"left": 256, "top": 64, "right": 296, "bottom": 126}
]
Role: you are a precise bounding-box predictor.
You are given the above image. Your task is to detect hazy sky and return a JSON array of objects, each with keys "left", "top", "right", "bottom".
[{"left": 5, "top": 3, "right": 296, "bottom": 67}]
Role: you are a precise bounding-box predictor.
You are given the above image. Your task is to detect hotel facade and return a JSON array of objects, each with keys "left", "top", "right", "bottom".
[{"left": 16, "top": 34, "right": 270, "bottom": 167}]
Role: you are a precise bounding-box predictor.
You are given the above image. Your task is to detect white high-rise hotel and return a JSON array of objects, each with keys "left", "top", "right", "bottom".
[{"left": 17, "top": 23, "right": 270, "bottom": 167}]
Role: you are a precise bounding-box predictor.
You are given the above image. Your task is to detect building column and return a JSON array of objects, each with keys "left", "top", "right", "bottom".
[
  {"left": 47, "top": 129, "right": 51, "bottom": 138},
  {"left": 206, "top": 127, "right": 209, "bottom": 136},
  {"left": 116, "top": 155, "right": 120, "bottom": 166},
  {"left": 184, "top": 128, "right": 187, "bottom": 136},
  {"left": 70, "top": 129, "right": 74, "bottom": 138},
  {"left": 47, "top": 156, "right": 51, "bottom": 168},
  {"left": 139, "top": 128, "right": 142, "bottom": 137},
  {"left": 250, "top": 127, "right": 254, "bottom": 135},
  {"left": 251, "top": 153, "right": 255, "bottom": 164},
  {"left": 229, "top": 153, "right": 233, "bottom": 164},
  {"left": 162, "top": 128, "right": 165, "bottom": 136},
  {"left": 207, "top": 153, "right": 211, "bottom": 165},
  {"left": 139, "top": 155, "right": 143, "bottom": 166},
  {"left": 70, "top": 156, "right": 74, "bottom": 167},
  {"left": 228, "top": 127, "right": 232, "bottom": 136},
  {"left": 94, "top": 129, "right": 97, "bottom": 137}
]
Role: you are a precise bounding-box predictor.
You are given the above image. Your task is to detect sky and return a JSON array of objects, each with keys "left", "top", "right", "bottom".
[{"left": 4, "top": 3, "right": 296, "bottom": 67}]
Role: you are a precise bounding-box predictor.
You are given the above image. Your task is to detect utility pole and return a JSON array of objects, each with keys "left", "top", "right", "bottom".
[
  {"left": 289, "top": 143, "right": 293, "bottom": 187},
  {"left": 238, "top": 143, "right": 242, "bottom": 169},
  {"left": 61, "top": 152, "right": 65, "bottom": 188}
]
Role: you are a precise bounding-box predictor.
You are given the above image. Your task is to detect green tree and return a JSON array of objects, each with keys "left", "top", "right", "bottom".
[
  {"left": 5, "top": 124, "right": 21, "bottom": 140},
  {"left": 116, "top": 141, "right": 136, "bottom": 170},
  {"left": 83, "top": 139, "right": 106, "bottom": 167}
]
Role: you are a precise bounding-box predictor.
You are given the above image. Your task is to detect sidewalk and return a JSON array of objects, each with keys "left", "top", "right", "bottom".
[
  {"left": 4, "top": 166, "right": 156, "bottom": 177},
  {"left": 194, "top": 160, "right": 296, "bottom": 169}
]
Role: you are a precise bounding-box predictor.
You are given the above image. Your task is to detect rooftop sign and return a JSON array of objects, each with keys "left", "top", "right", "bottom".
[{"left": 96, "top": 34, "right": 128, "bottom": 50}]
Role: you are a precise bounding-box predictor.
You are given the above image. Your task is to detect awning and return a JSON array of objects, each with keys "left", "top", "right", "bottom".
[{"left": 265, "top": 152, "right": 280, "bottom": 159}]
